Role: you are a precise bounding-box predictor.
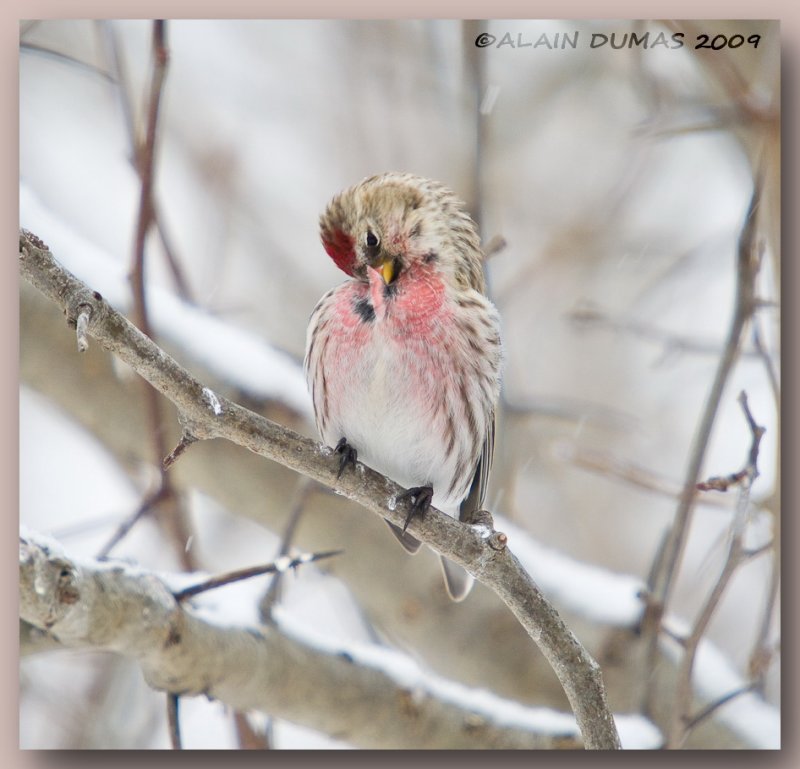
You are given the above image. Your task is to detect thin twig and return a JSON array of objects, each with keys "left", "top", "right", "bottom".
[
  {"left": 98, "top": 21, "right": 194, "bottom": 302},
  {"left": 642, "top": 169, "right": 763, "bottom": 715},
  {"left": 173, "top": 550, "right": 343, "bottom": 602},
  {"left": 748, "top": 307, "right": 780, "bottom": 694},
  {"left": 749, "top": 544, "right": 780, "bottom": 691},
  {"left": 570, "top": 305, "right": 764, "bottom": 362},
  {"left": 96, "top": 485, "right": 170, "bottom": 560},
  {"left": 163, "top": 432, "right": 198, "bottom": 469},
  {"left": 668, "top": 392, "right": 766, "bottom": 747},
  {"left": 483, "top": 234, "right": 507, "bottom": 259},
  {"left": 742, "top": 540, "right": 774, "bottom": 561},
  {"left": 683, "top": 683, "right": 758, "bottom": 733},
  {"left": 504, "top": 395, "right": 637, "bottom": 431},
  {"left": 670, "top": 544, "right": 744, "bottom": 748},
  {"left": 233, "top": 712, "right": 269, "bottom": 749},
  {"left": 749, "top": 639, "right": 779, "bottom": 691},
  {"left": 260, "top": 478, "right": 315, "bottom": 620},
  {"left": 167, "top": 692, "right": 181, "bottom": 749},
  {"left": 123, "top": 21, "right": 194, "bottom": 570},
  {"left": 20, "top": 41, "right": 116, "bottom": 82},
  {"left": 462, "top": 20, "right": 487, "bottom": 233},
  {"left": 696, "top": 469, "right": 750, "bottom": 493},
  {"left": 567, "top": 445, "right": 733, "bottom": 510},
  {"left": 751, "top": 318, "right": 780, "bottom": 405},
  {"left": 130, "top": 18, "right": 167, "bottom": 345}
]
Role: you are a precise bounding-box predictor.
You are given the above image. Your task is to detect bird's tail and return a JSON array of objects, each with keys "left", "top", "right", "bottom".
[{"left": 439, "top": 556, "right": 474, "bottom": 601}]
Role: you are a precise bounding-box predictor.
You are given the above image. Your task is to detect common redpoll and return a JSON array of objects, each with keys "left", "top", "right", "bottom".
[{"left": 305, "top": 173, "right": 502, "bottom": 600}]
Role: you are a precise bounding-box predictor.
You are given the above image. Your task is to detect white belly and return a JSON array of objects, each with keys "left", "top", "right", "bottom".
[{"left": 323, "top": 339, "right": 461, "bottom": 516}]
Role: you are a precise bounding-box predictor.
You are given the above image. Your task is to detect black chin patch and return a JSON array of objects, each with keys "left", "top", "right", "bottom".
[{"left": 353, "top": 297, "right": 376, "bottom": 323}]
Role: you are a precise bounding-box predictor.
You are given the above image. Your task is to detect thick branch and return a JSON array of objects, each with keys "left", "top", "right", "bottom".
[
  {"left": 18, "top": 229, "right": 620, "bottom": 749},
  {"left": 20, "top": 531, "right": 583, "bottom": 749}
]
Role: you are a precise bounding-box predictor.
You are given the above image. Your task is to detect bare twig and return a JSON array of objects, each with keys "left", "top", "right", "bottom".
[
  {"left": 167, "top": 693, "right": 181, "bottom": 749},
  {"left": 668, "top": 392, "right": 766, "bottom": 747},
  {"left": 747, "top": 311, "right": 780, "bottom": 695},
  {"left": 749, "top": 557, "right": 780, "bottom": 693},
  {"left": 99, "top": 21, "right": 194, "bottom": 303},
  {"left": 669, "top": 545, "right": 744, "bottom": 748},
  {"left": 19, "top": 230, "right": 621, "bottom": 750},
  {"left": 570, "top": 305, "right": 764, "bottom": 363},
  {"left": 505, "top": 394, "right": 638, "bottom": 429},
  {"left": 749, "top": 640, "right": 779, "bottom": 691},
  {"left": 20, "top": 40, "right": 116, "bottom": 83},
  {"left": 683, "top": 683, "right": 759, "bottom": 733},
  {"left": 483, "top": 234, "right": 507, "bottom": 259},
  {"left": 22, "top": 20, "right": 194, "bottom": 317},
  {"left": 260, "top": 478, "right": 315, "bottom": 620},
  {"left": 173, "top": 550, "right": 343, "bottom": 602},
  {"left": 233, "top": 712, "right": 269, "bottom": 749},
  {"left": 742, "top": 540, "right": 774, "bottom": 561},
  {"left": 163, "top": 432, "right": 198, "bottom": 469},
  {"left": 462, "top": 20, "right": 488, "bottom": 232},
  {"left": 642, "top": 170, "right": 763, "bottom": 715},
  {"left": 696, "top": 470, "right": 750, "bottom": 493},
  {"left": 121, "top": 21, "right": 195, "bottom": 570},
  {"left": 565, "top": 444, "right": 733, "bottom": 510},
  {"left": 96, "top": 485, "right": 170, "bottom": 560},
  {"left": 131, "top": 19, "right": 170, "bottom": 336},
  {"left": 751, "top": 318, "right": 780, "bottom": 405}
]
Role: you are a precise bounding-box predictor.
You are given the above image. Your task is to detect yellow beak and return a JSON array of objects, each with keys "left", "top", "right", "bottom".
[{"left": 380, "top": 258, "right": 395, "bottom": 285}]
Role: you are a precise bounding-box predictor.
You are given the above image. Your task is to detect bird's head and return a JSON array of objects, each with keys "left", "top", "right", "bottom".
[{"left": 319, "top": 173, "right": 486, "bottom": 293}]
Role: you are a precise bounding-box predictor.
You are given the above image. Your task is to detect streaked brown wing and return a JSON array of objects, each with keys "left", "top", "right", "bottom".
[{"left": 458, "top": 412, "right": 495, "bottom": 523}]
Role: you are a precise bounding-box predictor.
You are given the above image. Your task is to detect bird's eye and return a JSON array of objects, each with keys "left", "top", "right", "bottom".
[{"left": 365, "top": 231, "right": 379, "bottom": 248}]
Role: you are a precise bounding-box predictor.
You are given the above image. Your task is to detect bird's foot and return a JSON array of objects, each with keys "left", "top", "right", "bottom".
[
  {"left": 334, "top": 437, "right": 358, "bottom": 478},
  {"left": 397, "top": 486, "right": 434, "bottom": 533}
]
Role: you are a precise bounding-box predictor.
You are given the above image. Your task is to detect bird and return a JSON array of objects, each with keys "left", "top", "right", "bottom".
[{"left": 304, "top": 172, "right": 502, "bottom": 600}]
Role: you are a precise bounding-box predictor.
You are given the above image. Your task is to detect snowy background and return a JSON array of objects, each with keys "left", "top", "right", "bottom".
[{"left": 19, "top": 19, "right": 780, "bottom": 749}]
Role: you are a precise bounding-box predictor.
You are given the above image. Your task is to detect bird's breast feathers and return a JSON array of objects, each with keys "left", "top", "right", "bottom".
[{"left": 310, "top": 276, "right": 499, "bottom": 511}]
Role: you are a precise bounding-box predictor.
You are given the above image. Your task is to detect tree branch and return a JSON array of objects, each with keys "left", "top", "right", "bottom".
[
  {"left": 19, "top": 228, "right": 620, "bottom": 749},
  {"left": 20, "top": 530, "right": 588, "bottom": 749}
]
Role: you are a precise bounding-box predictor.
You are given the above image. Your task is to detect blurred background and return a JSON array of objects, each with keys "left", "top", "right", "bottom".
[{"left": 19, "top": 19, "right": 780, "bottom": 749}]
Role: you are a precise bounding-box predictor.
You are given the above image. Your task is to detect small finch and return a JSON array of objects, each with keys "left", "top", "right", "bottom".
[{"left": 305, "top": 173, "right": 502, "bottom": 600}]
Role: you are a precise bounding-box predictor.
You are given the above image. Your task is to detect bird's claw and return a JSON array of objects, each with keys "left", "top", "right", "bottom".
[
  {"left": 398, "top": 486, "right": 434, "bottom": 533},
  {"left": 334, "top": 437, "right": 358, "bottom": 478}
]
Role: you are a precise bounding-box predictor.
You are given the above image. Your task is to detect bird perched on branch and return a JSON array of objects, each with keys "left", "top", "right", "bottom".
[{"left": 305, "top": 172, "right": 502, "bottom": 600}]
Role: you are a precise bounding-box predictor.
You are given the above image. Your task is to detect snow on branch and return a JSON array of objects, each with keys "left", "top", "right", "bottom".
[
  {"left": 19, "top": 228, "right": 620, "bottom": 750},
  {"left": 497, "top": 516, "right": 646, "bottom": 627},
  {"left": 20, "top": 529, "right": 661, "bottom": 749},
  {"left": 19, "top": 184, "right": 312, "bottom": 418}
]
